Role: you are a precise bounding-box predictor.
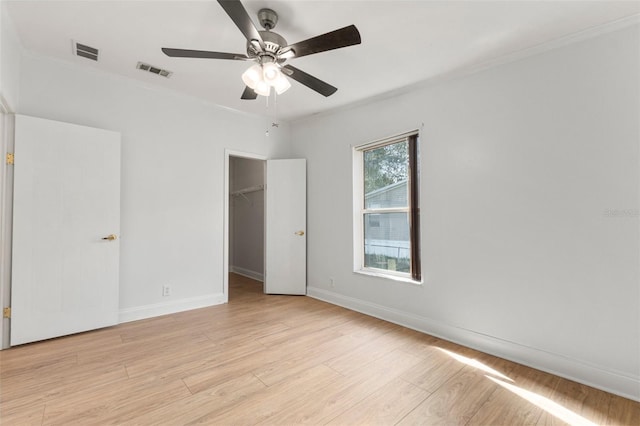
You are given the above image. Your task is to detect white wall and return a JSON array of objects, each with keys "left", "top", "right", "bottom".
[
  {"left": 0, "top": 0, "right": 20, "bottom": 109},
  {"left": 291, "top": 23, "right": 640, "bottom": 400},
  {"left": 230, "top": 157, "right": 264, "bottom": 281},
  {"left": 17, "top": 52, "right": 290, "bottom": 321}
]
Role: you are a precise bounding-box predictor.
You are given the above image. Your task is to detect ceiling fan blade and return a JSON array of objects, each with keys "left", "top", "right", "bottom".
[
  {"left": 241, "top": 86, "right": 258, "bottom": 100},
  {"left": 217, "top": 0, "right": 264, "bottom": 46},
  {"left": 285, "top": 25, "right": 361, "bottom": 59},
  {"left": 283, "top": 65, "right": 337, "bottom": 97},
  {"left": 162, "top": 48, "right": 249, "bottom": 60}
]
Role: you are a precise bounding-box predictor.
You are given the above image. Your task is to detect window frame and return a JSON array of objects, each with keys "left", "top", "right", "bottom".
[{"left": 353, "top": 131, "right": 421, "bottom": 283}]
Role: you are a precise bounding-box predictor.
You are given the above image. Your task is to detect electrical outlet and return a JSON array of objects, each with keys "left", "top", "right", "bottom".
[
  {"left": 162, "top": 285, "right": 171, "bottom": 297},
  {"left": 329, "top": 277, "right": 335, "bottom": 288}
]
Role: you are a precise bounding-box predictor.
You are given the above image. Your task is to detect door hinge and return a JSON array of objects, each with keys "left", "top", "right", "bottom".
[
  {"left": 6, "top": 153, "right": 14, "bottom": 165},
  {"left": 2, "top": 307, "right": 10, "bottom": 319}
]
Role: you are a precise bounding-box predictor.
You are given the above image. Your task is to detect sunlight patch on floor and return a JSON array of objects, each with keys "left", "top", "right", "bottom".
[
  {"left": 436, "top": 347, "right": 513, "bottom": 382},
  {"left": 486, "top": 375, "right": 598, "bottom": 426}
]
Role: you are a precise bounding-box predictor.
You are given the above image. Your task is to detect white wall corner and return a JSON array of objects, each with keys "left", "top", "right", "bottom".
[
  {"left": 118, "top": 293, "right": 226, "bottom": 324},
  {"left": 307, "top": 286, "right": 640, "bottom": 402}
]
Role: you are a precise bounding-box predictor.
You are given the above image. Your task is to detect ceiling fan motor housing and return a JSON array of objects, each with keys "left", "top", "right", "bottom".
[{"left": 247, "top": 30, "right": 288, "bottom": 63}]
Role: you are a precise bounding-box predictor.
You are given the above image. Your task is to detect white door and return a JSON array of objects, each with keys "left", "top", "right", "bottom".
[
  {"left": 11, "top": 115, "right": 121, "bottom": 346},
  {"left": 265, "top": 159, "right": 306, "bottom": 294}
]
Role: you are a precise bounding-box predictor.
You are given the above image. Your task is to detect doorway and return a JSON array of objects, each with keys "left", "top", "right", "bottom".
[
  {"left": 223, "top": 151, "right": 307, "bottom": 300},
  {"left": 223, "top": 150, "right": 267, "bottom": 301},
  {"left": 229, "top": 156, "right": 265, "bottom": 296}
]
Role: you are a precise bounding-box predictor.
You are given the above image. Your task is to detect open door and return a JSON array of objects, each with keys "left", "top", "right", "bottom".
[
  {"left": 264, "top": 159, "right": 306, "bottom": 295},
  {"left": 10, "top": 115, "right": 121, "bottom": 346}
]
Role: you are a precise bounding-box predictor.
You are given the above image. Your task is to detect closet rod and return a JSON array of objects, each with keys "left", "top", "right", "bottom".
[{"left": 230, "top": 184, "right": 264, "bottom": 196}]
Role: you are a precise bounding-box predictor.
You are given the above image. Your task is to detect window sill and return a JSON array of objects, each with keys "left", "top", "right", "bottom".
[{"left": 354, "top": 269, "right": 423, "bottom": 286}]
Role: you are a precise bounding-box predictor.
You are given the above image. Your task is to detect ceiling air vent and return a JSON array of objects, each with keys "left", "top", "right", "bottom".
[
  {"left": 136, "top": 62, "right": 173, "bottom": 78},
  {"left": 72, "top": 41, "right": 99, "bottom": 61}
]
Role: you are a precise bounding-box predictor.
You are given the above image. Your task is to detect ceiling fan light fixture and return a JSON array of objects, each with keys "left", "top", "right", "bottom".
[
  {"left": 262, "top": 62, "right": 280, "bottom": 84},
  {"left": 241, "top": 64, "right": 262, "bottom": 89},
  {"left": 242, "top": 61, "right": 290, "bottom": 96},
  {"left": 254, "top": 79, "right": 271, "bottom": 97},
  {"left": 273, "top": 73, "right": 291, "bottom": 95}
]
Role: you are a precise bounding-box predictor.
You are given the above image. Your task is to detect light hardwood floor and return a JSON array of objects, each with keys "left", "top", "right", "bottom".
[{"left": 1, "top": 273, "right": 638, "bottom": 425}]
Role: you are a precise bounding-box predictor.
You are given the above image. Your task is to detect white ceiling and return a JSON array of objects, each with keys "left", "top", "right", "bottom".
[{"left": 6, "top": 0, "right": 640, "bottom": 121}]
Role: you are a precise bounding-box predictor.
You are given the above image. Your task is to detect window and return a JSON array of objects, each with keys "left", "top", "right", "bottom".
[{"left": 353, "top": 132, "right": 421, "bottom": 282}]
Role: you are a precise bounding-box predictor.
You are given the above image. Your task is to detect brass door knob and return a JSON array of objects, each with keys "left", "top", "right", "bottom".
[
  {"left": 102, "top": 234, "right": 117, "bottom": 241},
  {"left": 294, "top": 230, "right": 305, "bottom": 236}
]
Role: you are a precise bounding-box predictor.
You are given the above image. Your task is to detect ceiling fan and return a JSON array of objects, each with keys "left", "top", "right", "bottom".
[{"left": 162, "top": 0, "right": 361, "bottom": 99}]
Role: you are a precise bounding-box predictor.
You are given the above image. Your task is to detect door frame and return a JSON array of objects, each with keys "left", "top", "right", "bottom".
[
  {"left": 223, "top": 149, "right": 267, "bottom": 301},
  {"left": 0, "top": 95, "right": 14, "bottom": 349}
]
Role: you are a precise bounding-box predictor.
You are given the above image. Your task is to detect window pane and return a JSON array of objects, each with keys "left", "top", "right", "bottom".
[
  {"left": 364, "top": 212, "right": 410, "bottom": 273},
  {"left": 364, "top": 141, "right": 409, "bottom": 209}
]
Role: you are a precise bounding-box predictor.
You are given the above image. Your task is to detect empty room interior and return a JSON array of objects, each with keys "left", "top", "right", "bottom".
[{"left": 0, "top": 0, "right": 639, "bottom": 424}]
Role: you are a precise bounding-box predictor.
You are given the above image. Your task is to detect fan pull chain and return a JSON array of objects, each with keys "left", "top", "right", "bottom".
[
  {"left": 274, "top": 91, "right": 278, "bottom": 125},
  {"left": 266, "top": 91, "right": 280, "bottom": 137},
  {"left": 265, "top": 92, "right": 271, "bottom": 137}
]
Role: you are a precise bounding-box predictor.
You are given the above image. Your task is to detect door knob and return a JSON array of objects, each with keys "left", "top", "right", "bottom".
[
  {"left": 294, "top": 230, "right": 305, "bottom": 236},
  {"left": 102, "top": 234, "right": 117, "bottom": 241}
]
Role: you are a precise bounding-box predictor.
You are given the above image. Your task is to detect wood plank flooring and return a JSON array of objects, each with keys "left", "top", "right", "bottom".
[{"left": 1, "top": 273, "right": 638, "bottom": 425}]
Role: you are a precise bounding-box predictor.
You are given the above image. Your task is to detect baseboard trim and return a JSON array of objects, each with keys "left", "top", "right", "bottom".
[
  {"left": 230, "top": 266, "right": 264, "bottom": 282},
  {"left": 119, "top": 293, "right": 226, "bottom": 324},
  {"left": 307, "top": 287, "right": 640, "bottom": 402}
]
